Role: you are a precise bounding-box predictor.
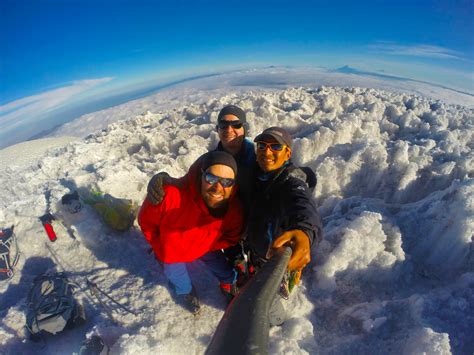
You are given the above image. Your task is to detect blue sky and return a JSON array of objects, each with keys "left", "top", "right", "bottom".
[{"left": 1, "top": 0, "right": 473, "bottom": 146}]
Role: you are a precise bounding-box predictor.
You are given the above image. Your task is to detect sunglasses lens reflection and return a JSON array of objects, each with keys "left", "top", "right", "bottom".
[
  {"left": 204, "top": 172, "right": 235, "bottom": 187},
  {"left": 256, "top": 142, "right": 284, "bottom": 151},
  {"left": 218, "top": 121, "right": 243, "bottom": 129}
]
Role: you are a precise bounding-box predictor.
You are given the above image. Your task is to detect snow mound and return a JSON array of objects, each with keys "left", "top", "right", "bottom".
[{"left": 1, "top": 86, "right": 473, "bottom": 354}]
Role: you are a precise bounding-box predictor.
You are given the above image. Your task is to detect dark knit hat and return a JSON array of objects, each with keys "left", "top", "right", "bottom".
[
  {"left": 201, "top": 151, "right": 238, "bottom": 176},
  {"left": 254, "top": 127, "right": 293, "bottom": 148},
  {"left": 217, "top": 105, "right": 247, "bottom": 124}
]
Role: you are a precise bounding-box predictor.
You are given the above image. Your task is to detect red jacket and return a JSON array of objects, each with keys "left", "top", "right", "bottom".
[{"left": 138, "top": 174, "right": 244, "bottom": 263}]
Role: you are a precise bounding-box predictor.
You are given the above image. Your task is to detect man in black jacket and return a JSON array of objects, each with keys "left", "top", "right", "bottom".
[
  {"left": 247, "top": 127, "right": 322, "bottom": 274},
  {"left": 245, "top": 127, "right": 322, "bottom": 325}
]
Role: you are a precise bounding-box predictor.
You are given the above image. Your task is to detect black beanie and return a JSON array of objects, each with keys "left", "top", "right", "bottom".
[
  {"left": 217, "top": 105, "right": 247, "bottom": 124},
  {"left": 201, "top": 151, "right": 238, "bottom": 176}
]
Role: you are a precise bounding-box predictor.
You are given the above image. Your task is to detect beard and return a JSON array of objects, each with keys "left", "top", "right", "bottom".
[
  {"left": 201, "top": 186, "right": 230, "bottom": 217},
  {"left": 221, "top": 134, "right": 244, "bottom": 148}
]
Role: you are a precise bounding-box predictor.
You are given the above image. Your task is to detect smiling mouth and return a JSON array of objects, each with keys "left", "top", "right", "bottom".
[
  {"left": 207, "top": 191, "right": 223, "bottom": 199},
  {"left": 222, "top": 134, "right": 236, "bottom": 139}
]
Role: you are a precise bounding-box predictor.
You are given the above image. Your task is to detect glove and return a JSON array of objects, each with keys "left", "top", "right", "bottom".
[
  {"left": 271, "top": 229, "right": 311, "bottom": 271},
  {"left": 146, "top": 172, "right": 171, "bottom": 205}
]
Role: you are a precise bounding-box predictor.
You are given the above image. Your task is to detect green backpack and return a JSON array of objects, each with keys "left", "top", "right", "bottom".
[{"left": 84, "top": 191, "right": 137, "bottom": 232}]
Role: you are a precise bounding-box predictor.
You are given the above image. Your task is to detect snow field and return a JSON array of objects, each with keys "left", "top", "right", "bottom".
[{"left": 0, "top": 85, "right": 473, "bottom": 354}]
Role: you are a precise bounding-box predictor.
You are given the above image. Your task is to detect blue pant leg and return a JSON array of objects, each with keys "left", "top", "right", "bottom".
[
  {"left": 200, "top": 251, "right": 237, "bottom": 284},
  {"left": 162, "top": 262, "right": 192, "bottom": 295}
]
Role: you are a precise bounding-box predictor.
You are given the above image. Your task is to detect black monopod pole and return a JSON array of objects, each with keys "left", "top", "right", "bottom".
[{"left": 206, "top": 246, "right": 292, "bottom": 355}]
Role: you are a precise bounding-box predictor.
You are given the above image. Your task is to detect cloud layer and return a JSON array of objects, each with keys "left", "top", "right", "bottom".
[
  {"left": 0, "top": 77, "right": 113, "bottom": 133},
  {"left": 369, "top": 42, "right": 465, "bottom": 61}
]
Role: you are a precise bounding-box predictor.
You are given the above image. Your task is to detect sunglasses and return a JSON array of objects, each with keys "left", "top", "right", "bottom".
[
  {"left": 202, "top": 171, "right": 235, "bottom": 188},
  {"left": 256, "top": 141, "right": 286, "bottom": 152},
  {"left": 217, "top": 121, "right": 243, "bottom": 130}
]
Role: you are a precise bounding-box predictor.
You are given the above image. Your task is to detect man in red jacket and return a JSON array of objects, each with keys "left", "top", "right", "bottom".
[{"left": 138, "top": 151, "right": 244, "bottom": 315}]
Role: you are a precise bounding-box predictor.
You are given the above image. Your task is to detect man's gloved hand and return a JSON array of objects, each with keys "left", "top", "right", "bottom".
[
  {"left": 146, "top": 172, "right": 171, "bottom": 205},
  {"left": 271, "top": 229, "right": 311, "bottom": 271}
]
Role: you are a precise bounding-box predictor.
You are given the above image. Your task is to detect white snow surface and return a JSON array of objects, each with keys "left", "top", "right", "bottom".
[
  {"left": 0, "top": 137, "right": 79, "bottom": 168},
  {"left": 1, "top": 77, "right": 473, "bottom": 354}
]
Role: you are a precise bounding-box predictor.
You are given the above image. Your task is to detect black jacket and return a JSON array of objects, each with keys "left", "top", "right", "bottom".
[
  {"left": 246, "top": 163, "right": 323, "bottom": 260},
  {"left": 216, "top": 138, "right": 256, "bottom": 209}
]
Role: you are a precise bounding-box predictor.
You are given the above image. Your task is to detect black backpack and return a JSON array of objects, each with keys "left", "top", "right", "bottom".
[
  {"left": 25, "top": 272, "right": 86, "bottom": 339},
  {"left": 0, "top": 226, "right": 19, "bottom": 281},
  {"left": 287, "top": 165, "right": 317, "bottom": 192}
]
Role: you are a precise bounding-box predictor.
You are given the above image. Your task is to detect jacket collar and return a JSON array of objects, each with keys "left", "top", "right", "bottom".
[
  {"left": 216, "top": 138, "right": 252, "bottom": 163},
  {"left": 256, "top": 161, "right": 292, "bottom": 194}
]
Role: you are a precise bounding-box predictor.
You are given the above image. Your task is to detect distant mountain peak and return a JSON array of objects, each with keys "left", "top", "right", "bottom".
[{"left": 333, "top": 65, "right": 360, "bottom": 74}]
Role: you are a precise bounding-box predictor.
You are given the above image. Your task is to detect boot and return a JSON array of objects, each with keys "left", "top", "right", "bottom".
[
  {"left": 176, "top": 286, "right": 201, "bottom": 315},
  {"left": 219, "top": 282, "right": 239, "bottom": 304}
]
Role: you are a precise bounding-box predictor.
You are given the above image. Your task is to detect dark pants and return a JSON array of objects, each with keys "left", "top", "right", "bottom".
[{"left": 162, "top": 251, "right": 237, "bottom": 295}]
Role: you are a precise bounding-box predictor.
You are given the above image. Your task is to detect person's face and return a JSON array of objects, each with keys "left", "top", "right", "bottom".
[
  {"left": 256, "top": 137, "right": 292, "bottom": 173},
  {"left": 201, "top": 164, "right": 235, "bottom": 209},
  {"left": 217, "top": 114, "right": 245, "bottom": 150}
]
